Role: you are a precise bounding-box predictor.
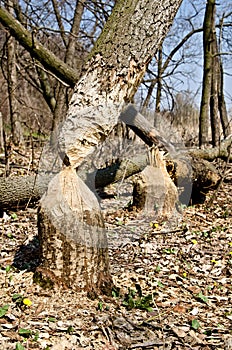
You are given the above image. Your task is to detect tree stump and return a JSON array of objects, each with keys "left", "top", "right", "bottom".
[
  {"left": 36, "top": 167, "right": 113, "bottom": 297},
  {"left": 132, "top": 165, "right": 178, "bottom": 217}
]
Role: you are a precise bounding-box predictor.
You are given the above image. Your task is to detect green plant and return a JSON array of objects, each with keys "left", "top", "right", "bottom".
[
  {"left": 191, "top": 319, "right": 200, "bottom": 330},
  {"left": 163, "top": 247, "right": 177, "bottom": 254},
  {"left": 97, "top": 301, "right": 103, "bottom": 311},
  {"left": 5, "top": 265, "right": 11, "bottom": 273},
  {"left": 15, "top": 343, "right": 25, "bottom": 350},
  {"left": 12, "top": 294, "right": 32, "bottom": 309},
  {"left": 66, "top": 326, "right": 74, "bottom": 335},
  {"left": 0, "top": 304, "right": 9, "bottom": 317},
  {"left": 196, "top": 292, "right": 208, "bottom": 304},
  {"left": 112, "top": 286, "right": 120, "bottom": 298},
  {"left": 122, "top": 288, "right": 153, "bottom": 312},
  {"left": 157, "top": 281, "right": 164, "bottom": 288},
  {"left": 11, "top": 212, "right": 18, "bottom": 220},
  {"left": 18, "top": 328, "right": 32, "bottom": 338}
]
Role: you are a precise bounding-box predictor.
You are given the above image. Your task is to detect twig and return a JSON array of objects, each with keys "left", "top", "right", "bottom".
[{"left": 130, "top": 340, "right": 164, "bottom": 348}]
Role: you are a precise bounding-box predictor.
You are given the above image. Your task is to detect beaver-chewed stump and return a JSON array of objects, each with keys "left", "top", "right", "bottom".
[
  {"left": 132, "top": 165, "right": 178, "bottom": 218},
  {"left": 35, "top": 167, "right": 113, "bottom": 298}
]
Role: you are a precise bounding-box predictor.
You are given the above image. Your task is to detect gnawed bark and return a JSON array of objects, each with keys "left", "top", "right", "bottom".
[
  {"left": 131, "top": 165, "right": 178, "bottom": 217},
  {"left": 0, "top": 157, "right": 146, "bottom": 209},
  {"left": 36, "top": 0, "right": 183, "bottom": 293},
  {"left": 1, "top": 106, "right": 228, "bottom": 210},
  {"left": 0, "top": 147, "right": 222, "bottom": 211},
  {"left": 36, "top": 167, "right": 112, "bottom": 297}
]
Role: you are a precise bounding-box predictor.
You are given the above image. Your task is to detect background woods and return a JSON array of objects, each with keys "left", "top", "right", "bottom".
[
  {"left": 0, "top": 0, "right": 231, "bottom": 149},
  {"left": 0, "top": 1, "right": 232, "bottom": 350}
]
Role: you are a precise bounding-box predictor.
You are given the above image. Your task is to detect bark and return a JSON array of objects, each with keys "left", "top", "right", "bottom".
[
  {"left": 217, "top": 21, "right": 231, "bottom": 138},
  {"left": 59, "top": 0, "right": 183, "bottom": 168},
  {"left": 0, "top": 112, "right": 3, "bottom": 150},
  {"left": 0, "top": 157, "right": 146, "bottom": 209},
  {"left": 35, "top": 168, "right": 112, "bottom": 297},
  {"left": 1, "top": 105, "right": 228, "bottom": 211},
  {"left": 155, "top": 48, "right": 163, "bottom": 114},
  {"left": 218, "top": 61, "right": 231, "bottom": 137},
  {"left": 5, "top": 0, "right": 23, "bottom": 145},
  {"left": 36, "top": 67, "right": 56, "bottom": 113},
  {"left": 199, "top": 0, "right": 214, "bottom": 148},
  {"left": 188, "top": 134, "right": 232, "bottom": 161},
  {"left": 0, "top": 0, "right": 183, "bottom": 294},
  {"left": 0, "top": 147, "right": 223, "bottom": 211},
  {"left": 210, "top": 4, "right": 220, "bottom": 147},
  {"left": 132, "top": 165, "right": 178, "bottom": 216}
]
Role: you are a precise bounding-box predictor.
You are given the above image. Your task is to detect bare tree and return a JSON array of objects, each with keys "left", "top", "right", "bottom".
[
  {"left": 199, "top": 0, "right": 231, "bottom": 147},
  {"left": 4, "top": 0, "right": 24, "bottom": 144},
  {"left": 0, "top": 0, "right": 182, "bottom": 294}
]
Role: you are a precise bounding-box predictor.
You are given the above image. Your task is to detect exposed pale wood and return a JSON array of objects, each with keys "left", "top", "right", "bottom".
[
  {"left": 132, "top": 165, "right": 178, "bottom": 217},
  {"left": 0, "top": 0, "right": 184, "bottom": 294},
  {"left": 37, "top": 167, "right": 113, "bottom": 296}
]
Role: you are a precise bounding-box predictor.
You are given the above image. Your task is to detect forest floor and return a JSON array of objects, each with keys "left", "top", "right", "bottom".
[{"left": 0, "top": 144, "right": 232, "bottom": 350}]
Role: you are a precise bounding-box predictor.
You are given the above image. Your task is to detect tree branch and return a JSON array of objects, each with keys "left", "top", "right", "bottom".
[{"left": 0, "top": 6, "right": 79, "bottom": 87}]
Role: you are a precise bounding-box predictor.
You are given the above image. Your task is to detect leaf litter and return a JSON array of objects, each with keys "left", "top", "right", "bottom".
[{"left": 0, "top": 149, "right": 232, "bottom": 350}]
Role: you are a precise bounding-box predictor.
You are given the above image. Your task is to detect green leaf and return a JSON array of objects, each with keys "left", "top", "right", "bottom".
[
  {"left": 11, "top": 213, "right": 18, "bottom": 220},
  {"left": 112, "top": 286, "right": 120, "bottom": 298},
  {"left": 48, "top": 317, "right": 56, "bottom": 322},
  {"left": 18, "top": 328, "right": 32, "bottom": 337},
  {"left": 33, "top": 331, "right": 39, "bottom": 341},
  {"left": 157, "top": 281, "right": 164, "bottom": 288},
  {"left": 5, "top": 265, "right": 11, "bottom": 273},
  {"left": 196, "top": 292, "right": 208, "bottom": 303},
  {"left": 66, "top": 326, "right": 74, "bottom": 335},
  {"left": 15, "top": 343, "right": 25, "bottom": 350},
  {"left": 12, "top": 294, "right": 24, "bottom": 305},
  {"left": 97, "top": 301, "right": 103, "bottom": 311},
  {"left": 191, "top": 319, "right": 200, "bottom": 330},
  {"left": 0, "top": 304, "right": 9, "bottom": 318},
  {"left": 12, "top": 294, "right": 23, "bottom": 301}
]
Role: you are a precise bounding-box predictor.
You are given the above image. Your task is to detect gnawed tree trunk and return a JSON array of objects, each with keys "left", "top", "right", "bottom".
[
  {"left": 35, "top": 168, "right": 112, "bottom": 298},
  {"left": 37, "top": 0, "right": 183, "bottom": 294},
  {"left": 0, "top": 142, "right": 224, "bottom": 211},
  {"left": 1, "top": 107, "right": 229, "bottom": 211},
  {"left": 132, "top": 164, "right": 178, "bottom": 217}
]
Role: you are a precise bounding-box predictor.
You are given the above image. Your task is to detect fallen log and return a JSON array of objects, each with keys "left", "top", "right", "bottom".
[
  {"left": 0, "top": 157, "right": 147, "bottom": 210},
  {"left": 0, "top": 150, "right": 220, "bottom": 210},
  {"left": 0, "top": 104, "right": 225, "bottom": 211}
]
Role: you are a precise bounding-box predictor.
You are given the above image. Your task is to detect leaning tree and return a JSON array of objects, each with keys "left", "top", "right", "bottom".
[{"left": 0, "top": 0, "right": 183, "bottom": 296}]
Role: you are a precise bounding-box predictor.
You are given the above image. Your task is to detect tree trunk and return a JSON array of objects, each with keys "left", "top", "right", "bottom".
[
  {"left": 199, "top": 0, "right": 214, "bottom": 148},
  {"left": 1, "top": 106, "right": 227, "bottom": 211},
  {"left": 210, "top": 23, "right": 220, "bottom": 147},
  {"left": 0, "top": 112, "right": 3, "bottom": 150},
  {"left": 5, "top": 0, "right": 23, "bottom": 145},
  {"left": 155, "top": 47, "right": 163, "bottom": 115},
  {"left": 35, "top": 168, "right": 112, "bottom": 298},
  {"left": 199, "top": 0, "right": 230, "bottom": 147},
  {"left": 210, "top": 26, "right": 221, "bottom": 147},
  {"left": 37, "top": 0, "right": 183, "bottom": 294}
]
